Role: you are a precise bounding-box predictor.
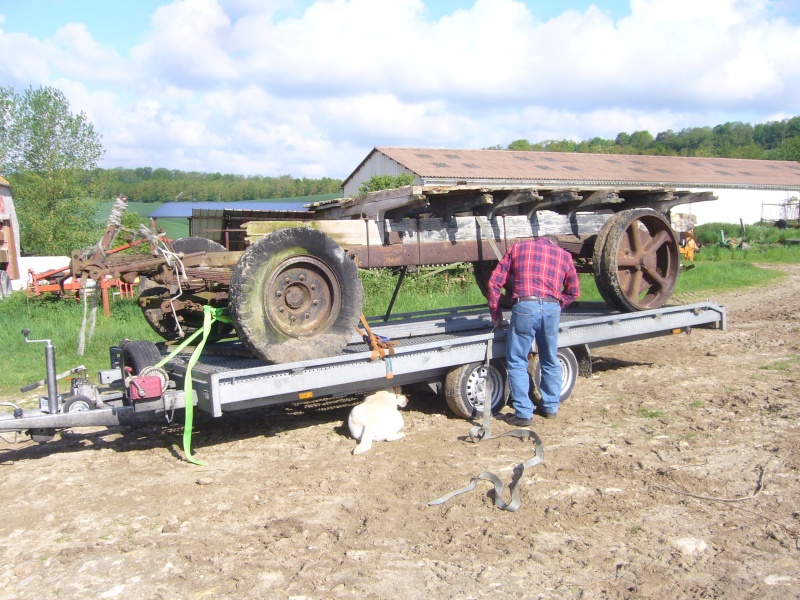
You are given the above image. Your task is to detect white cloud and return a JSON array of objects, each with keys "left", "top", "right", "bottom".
[{"left": 0, "top": 0, "right": 798, "bottom": 178}]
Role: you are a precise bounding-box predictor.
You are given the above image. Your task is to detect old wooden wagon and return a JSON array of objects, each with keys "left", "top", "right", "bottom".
[{"left": 70, "top": 149, "right": 800, "bottom": 363}]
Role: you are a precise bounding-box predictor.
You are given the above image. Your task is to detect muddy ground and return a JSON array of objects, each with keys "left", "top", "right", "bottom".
[{"left": 1, "top": 264, "right": 798, "bottom": 599}]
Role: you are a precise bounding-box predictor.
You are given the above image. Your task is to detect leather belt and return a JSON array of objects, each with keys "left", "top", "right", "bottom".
[{"left": 516, "top": 296, "right": 559, "bottom": 304}]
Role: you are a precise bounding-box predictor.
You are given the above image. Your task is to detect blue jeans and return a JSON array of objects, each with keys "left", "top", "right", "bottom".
[{"left": 506, "top": 300, "right": 561, "bottom": 419}]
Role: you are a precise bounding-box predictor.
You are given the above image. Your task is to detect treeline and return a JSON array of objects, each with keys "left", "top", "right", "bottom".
[
  {"left": 93, "top": 116, "right": 800, "bottom": 204},
  {"left": 493, "top": 116, "right": 800, "bottom": 160},
  {"left": 93, "top": 168, "right": 343, "bottom": 203}
]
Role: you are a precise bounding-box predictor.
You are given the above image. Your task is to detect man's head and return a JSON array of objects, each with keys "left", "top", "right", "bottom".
[{"left": 541, "top": 235, "right": 559, "bottom": 246}]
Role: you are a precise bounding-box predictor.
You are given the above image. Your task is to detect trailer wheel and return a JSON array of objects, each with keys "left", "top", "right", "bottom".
[
  {"left": 138, "top": 237, "right": 233, "bottom": 341},
  {"left": 229, "top": 227, "right": 364, "bottom": 364},
  {"left": 473, "top": 261, "right": 514, "bottom": 308},
  {"left": 531, "top": 347, "right": 579, "bottom": 404},
  {"left": 444, "top": 361, "right": 508, "bottom": 419},
  {"left": 594, "top": 209, "right": 679, "bottom": 311},
  {"left": 62, "top": 394, "right": 95, "bottom": 413}
]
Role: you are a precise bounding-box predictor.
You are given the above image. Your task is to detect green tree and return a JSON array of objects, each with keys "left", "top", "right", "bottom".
[
  {"left": 777, "top": 137, "right": 800, "bottom": 161},
  {"left": 0, "top": 85, "right": 105, "bottom": 255},
  {"left": 359, "top": 173, "right": 415, "bottom": 196}
]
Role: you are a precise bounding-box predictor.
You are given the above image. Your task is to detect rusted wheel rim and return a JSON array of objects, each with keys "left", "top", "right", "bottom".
[
  {"left": 264, "top": 255, "right": 341, "bottom": 337},
  {"left": 604, "top": 210, "right": 679, "bottom": 311}
]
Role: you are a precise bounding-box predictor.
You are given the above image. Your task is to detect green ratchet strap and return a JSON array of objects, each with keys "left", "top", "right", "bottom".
[
  {"left": 428, "top": 327, "right": 545, "bottom": 512},
  {"left": 156, "top": 306, "right": 231, "bottom": 466}
]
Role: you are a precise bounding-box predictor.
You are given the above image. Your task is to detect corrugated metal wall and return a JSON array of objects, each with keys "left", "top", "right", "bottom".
[{"left": 342, "top": 152, "right": 418, "bottom": 197}]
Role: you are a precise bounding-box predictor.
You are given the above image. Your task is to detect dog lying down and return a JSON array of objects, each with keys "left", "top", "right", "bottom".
[{"left": 347, "top": 388, "right": 408, "bottom": 454}]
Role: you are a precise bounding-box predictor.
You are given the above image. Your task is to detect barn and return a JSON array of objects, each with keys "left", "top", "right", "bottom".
[{"left": 342, "top": 148, "right": 800, "bottom": 225}]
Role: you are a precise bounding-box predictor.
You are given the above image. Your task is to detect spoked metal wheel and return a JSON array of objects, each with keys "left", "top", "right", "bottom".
[
  {"left": 593, "top": 209, "right": 679, "bottom": 311},
  {"left": 229, "top": 227, "right": 363, "bottom": 364}
]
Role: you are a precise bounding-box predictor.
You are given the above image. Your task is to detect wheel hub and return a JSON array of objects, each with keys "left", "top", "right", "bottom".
[{"left": 266, "top": 257, "right": 339, "bottom": 336}]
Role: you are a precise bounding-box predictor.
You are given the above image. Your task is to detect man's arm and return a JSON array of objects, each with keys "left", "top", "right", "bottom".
[
  {"left": 487, "top": 252, "right": 512, "bottom": 321},
  {"left": 560, "top": 260, "right": 580, "bottom": 308}
]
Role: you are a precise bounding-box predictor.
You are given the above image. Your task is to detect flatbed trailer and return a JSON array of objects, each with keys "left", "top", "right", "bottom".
[{"left": 0, "top": 300, "right": 726, "bottom": 441}]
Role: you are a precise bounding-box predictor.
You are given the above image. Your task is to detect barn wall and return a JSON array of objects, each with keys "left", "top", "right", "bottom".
[
  {"left": 342, "top": 152, "right": 419, "bottom": 197},
  {"left": 673, "top": 189, "right": 798, "bottom": 225}
]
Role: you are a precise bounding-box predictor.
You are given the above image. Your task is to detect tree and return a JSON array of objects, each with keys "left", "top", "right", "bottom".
[
  {"left": 359, "top": 173, "right": 415, "bottom": 196},
  {"left": 0, "top": 85, "right": 106, "bottom": 255}
]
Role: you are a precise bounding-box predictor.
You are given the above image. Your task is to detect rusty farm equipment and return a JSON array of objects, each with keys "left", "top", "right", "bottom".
[{"left": 68, "top": 184, "right": 713, "bottom": 364}]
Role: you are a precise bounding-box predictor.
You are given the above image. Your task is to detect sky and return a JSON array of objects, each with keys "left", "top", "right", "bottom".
[{"left": 0, "top": 0, "right": 799, "bottom": 182}]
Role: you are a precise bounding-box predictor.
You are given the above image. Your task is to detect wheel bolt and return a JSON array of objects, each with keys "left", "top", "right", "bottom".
[
  {"left": 276, "top": 291, "right": 282, "bottom": 297},
  {"left": 285, "top": 277, "right": 291, "bottom": 283},
  {"left": 278, "top": 307, "right": 284, "bottom": 312},
  {"left": 310, "top": 284, "right": 316, "bottom": 290},
  {"left": 299, "top": 275, "right": 305, "bottom": 281},
  {"left": 312, "top": 300, "right": 319, "bottom": 306},
  {"left": 305, "top": 313, "right": 310, "bottom": 320}
]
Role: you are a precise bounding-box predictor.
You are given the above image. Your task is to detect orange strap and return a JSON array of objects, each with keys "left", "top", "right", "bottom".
[{"left": 356, "top": 314, "right": 397, "bottom": 361}]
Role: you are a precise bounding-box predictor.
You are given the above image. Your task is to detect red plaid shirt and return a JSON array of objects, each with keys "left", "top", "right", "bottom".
[{"left": 488, "top": 237, "right": 580, "bottom": 320}]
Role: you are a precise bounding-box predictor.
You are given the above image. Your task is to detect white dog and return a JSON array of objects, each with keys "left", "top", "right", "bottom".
[{"left": 347, "top": 388, "right": 408, "bottom": 454}]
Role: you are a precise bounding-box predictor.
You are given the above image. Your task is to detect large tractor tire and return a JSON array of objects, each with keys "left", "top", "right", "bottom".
[{"left": 229, "top": 227, "right": 363, "bottom": 364}]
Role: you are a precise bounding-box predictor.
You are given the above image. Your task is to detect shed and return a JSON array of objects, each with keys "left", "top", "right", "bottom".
[
  {"left": 148, "top": 200, "right": 314, "bottom": 250},
  {"left": 342, "top": 147, "right": 800, "bottom": 224}
]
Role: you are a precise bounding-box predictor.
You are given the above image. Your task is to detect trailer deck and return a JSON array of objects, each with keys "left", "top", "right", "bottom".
[{"left": 0, "top": 300, "right": 726, "bottom": 437}]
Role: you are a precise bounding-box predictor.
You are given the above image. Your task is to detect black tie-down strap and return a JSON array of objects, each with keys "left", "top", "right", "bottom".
[{"left": 428, "top": 376, "right": 545, "bottom": 512}]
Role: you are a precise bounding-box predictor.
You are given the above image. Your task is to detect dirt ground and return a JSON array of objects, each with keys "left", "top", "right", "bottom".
[{"left": 1, "top": 264, "right": 798, "bottom": 599}]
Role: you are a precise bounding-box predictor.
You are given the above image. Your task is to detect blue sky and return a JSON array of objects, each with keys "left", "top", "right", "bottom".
[{"left": 0, "top": 0, "right": 798, "bottom": 180}]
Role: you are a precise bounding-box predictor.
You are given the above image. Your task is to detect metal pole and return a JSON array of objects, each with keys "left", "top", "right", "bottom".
[{"left": 44, "top": 341, "right": 59, "bottom": 414}]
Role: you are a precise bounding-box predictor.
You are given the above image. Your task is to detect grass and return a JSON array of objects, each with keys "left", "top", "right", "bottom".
[
  {"left": 0, "top": 293, "right": 161, "bottom": 397},
  {"left": 759, "top": 354, "right": 800, "bottom": 372},
  {"left": 637, "top": 408, "right": 666, "bottom": 419},
  {"left": 673, "top": 261, "right": 783, "bottom": 294}
]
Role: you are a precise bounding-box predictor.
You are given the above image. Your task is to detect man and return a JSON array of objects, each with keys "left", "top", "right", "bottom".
[{"left": 487, "top": 236, "right": 580, "bottom": 426}]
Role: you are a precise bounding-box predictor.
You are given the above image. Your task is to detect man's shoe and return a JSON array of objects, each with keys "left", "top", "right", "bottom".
[
  {"left": 535, "top": 407, "right": 558, "bottom": 419},
  {"left": 504, "top": 414, "right": 533, "bottom": 427}
]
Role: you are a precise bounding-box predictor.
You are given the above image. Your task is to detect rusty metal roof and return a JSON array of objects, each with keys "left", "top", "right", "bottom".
[{"left": 373, "top": 147, "right": 800, "bottom": 190}]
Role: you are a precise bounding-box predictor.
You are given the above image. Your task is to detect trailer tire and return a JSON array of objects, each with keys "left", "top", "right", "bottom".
[
  {"left": 531, "top": 347, "right": 579, "bottom": 404},
  {"left": 229, "top": 227, "right": 363, "bottom": 364},
  {"left": 444, "top": 360, "right": 508, "bottom": 419},
  {"left": 62, "top": 394, "right": 95, "bottom": 413}
]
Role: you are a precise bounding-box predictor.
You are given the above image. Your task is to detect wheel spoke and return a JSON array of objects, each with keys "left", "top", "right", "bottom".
[
  {"left": 627, "top": 221, "right": 643, "bottom": 255},
  {"left": 623, "top": 268, "right": 644, "bottom": 298},
  {"left": 643, "top": 266, "right": 668, "bottom": 289},
  {"left": 643, "top": 229, "right": 671, "bottom": 254}
]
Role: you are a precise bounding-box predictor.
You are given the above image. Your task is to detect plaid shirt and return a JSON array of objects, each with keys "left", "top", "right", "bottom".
[{"left": 488, "top": 237, "right": 580, "bottom": 320}]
